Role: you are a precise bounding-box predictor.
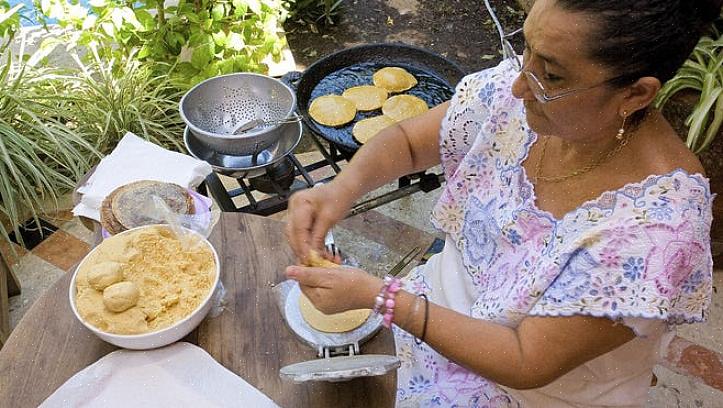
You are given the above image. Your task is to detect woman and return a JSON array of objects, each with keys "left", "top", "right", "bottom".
[{"left": 285, "top": 0, "right": 721, "bottom": 406}]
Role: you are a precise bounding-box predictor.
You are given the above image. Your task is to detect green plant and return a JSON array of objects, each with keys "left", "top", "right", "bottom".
[
  {"left": 40, "top": 47, "right": 187, "bottom": 154},
  {"left": 33, "top": 0, "right": 289, "bottom": 88},
  {"left": 0, "top": 0, "right": 22, "bottom": 53},
  {"left": 287, "top": 0, "right": 344, "bottom": 25},
  {"left": 0, "top": 55, "right": 100, "bottom": 247},
  {"left": 655, "top": 26, "right": 723, "bottom": 154}
]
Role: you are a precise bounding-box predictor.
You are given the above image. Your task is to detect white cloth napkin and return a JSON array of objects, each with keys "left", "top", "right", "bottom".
[
  {"left": 40, "top": 342, "right": 281, "bottom": 408},
  {"left": 73, "top": 133, "right": 213, "bottom": 221}
]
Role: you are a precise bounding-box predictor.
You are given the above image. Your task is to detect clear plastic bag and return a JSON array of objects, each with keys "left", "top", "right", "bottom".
[{"left": 135, "top": 194, "right": 227, "bottom": 318}]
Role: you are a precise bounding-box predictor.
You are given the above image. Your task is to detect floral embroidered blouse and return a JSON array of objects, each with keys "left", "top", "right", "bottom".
[{"left": 392, "top": 61, "right": 714, "bottom": 407}]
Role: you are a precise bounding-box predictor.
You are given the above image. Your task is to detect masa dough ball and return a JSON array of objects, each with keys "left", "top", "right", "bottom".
[
  {"left": 382, "top": 95, "right": 429, "bottom": 122},
  {"left": 309, "top": 95, "right": 357, "bottom": 127},
  {"left": 373, "top": 67, "right": 418, "bottom": 93},
  {"left": 342, "top": 86, "right": 389, "bottom": 111},
  {"left": 352, "top": 115, "right": 396, "bottom": 144},
  {"left": 103, "top": 281, "right": 140, "bottom": 313},
  {"left": 87, "top": 262, "right": 125, "bottom": 291}
]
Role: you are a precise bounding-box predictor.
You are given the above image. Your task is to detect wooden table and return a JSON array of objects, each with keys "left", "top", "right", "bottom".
[{"left": 0, "top": 213, "right": 397, "bottom": 408}]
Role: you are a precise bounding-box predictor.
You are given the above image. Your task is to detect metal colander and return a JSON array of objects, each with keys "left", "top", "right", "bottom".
[{"left": 179, "top": 73, "right": 296, "bottom": 156}]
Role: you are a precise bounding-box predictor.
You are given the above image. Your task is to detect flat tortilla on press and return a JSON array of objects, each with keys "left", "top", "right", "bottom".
[
  {"left": 298, "top": 251, "right": 372, "bottom": 333},
  {"left": 372, "top": 67, "right": 418, "bottom": 93},
  {"left": 382, "top": 94, "right": 429, "bottom": 122},
  {"left": 352, "top": 115, "right": 396, "bottom": 144},
  {"left": 342, "top": 86, "right": 389, "bottom": 111},
  {"left": 309, "top": 95, "right": 357, "bottom": 127}
]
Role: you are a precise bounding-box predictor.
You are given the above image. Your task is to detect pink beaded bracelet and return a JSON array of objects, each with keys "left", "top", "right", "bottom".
[
  {"left": 373, "top": 276, "right": 393, "bottom": 314},
  {"left": 381, "top": 278, "right": 402, "bottom": 328}
]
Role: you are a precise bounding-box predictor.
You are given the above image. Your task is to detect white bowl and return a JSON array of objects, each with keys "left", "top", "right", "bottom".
[{"left": 69, "top": 225, "right": 221, "bottom": 350}]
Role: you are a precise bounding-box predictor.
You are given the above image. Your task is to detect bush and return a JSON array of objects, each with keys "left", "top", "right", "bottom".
[
  {"left": 33, "top": 0, "right": 290, "bottom": 88},
  {"left": 0, "top": 55, "right": 100, "bottom": 246},
  {"left": 0, "top": 0, "right": 22, "bottom": 53},
  {"left": 287, "top": 0, "right": 345, "bottom": 25}
]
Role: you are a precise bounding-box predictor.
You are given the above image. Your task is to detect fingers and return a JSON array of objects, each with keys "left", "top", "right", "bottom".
[
  {"left": 286, "top": 193, "right": 315, "bottom": 261},
  {"left": 310, "top": 214, "right": 334, "bottom": 255},
  {"left": 285, "top": 265, "right": 336, "bottom": 288}
]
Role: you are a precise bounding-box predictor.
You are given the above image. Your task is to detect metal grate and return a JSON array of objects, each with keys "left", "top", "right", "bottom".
[{"left": 198, "top": 131, "right": 444, "bottom": 217}]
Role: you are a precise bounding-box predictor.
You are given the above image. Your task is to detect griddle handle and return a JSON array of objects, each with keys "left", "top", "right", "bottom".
[{"left": 280, "top": 71, "right": 303, "bottom": 92}]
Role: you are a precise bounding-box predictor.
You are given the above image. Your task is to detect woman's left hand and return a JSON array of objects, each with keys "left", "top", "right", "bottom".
[{"left": 285, "top": 264, "right": 382, "bottom": 314}]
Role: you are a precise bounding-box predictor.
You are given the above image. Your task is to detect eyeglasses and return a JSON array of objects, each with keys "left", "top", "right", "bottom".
[{"left": 483, "top": 0, "right": 618, "bottom": 104}]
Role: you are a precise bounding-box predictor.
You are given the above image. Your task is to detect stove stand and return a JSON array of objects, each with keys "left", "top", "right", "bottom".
[{"left": 198, "top": 132, "right": 444, "bottom": 217}]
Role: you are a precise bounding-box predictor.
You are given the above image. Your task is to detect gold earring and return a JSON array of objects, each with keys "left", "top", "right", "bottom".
[{"left": 616, "top": 112, "right": 627, "bottom": 140}]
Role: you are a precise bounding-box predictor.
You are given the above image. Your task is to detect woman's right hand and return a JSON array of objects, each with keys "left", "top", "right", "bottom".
[{"left": 285, "top": 182, "right": 355, "bottom": 262}]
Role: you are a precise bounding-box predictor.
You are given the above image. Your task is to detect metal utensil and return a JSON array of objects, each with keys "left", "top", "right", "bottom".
[
  {"left": 388, "top": 246, "right": 423, "bottom": 277},
  {"left": 233, "top": 115, "right": 302, "bottom": 135}
]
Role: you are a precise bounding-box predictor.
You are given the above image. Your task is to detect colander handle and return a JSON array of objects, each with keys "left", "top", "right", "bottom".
[{"left": 280, "top": 71, "right": 303, "bottom": 92}]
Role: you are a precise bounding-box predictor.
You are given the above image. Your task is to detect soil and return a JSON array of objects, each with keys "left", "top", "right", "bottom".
[
  {"left": 283, "top": 0, "right": 525, "bottom": 152},
  {"left": 285, "top": 0, "right": 526, "bottom": 74}
]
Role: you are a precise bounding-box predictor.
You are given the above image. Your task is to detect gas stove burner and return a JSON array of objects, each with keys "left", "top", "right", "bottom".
[
  {"left": 184, "top": 121, "right": 303, "bottom": 179},
  {"left": 248, "top": 157, "right": 296, "bottom": 194}
]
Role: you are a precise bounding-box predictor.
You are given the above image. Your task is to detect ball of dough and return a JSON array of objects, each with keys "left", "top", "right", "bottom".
[
  {"left": 87, "top": 262, "right": 125, "bottom": 291},
  {"left": 103, "top": 281, "right": 140, "bottom": 313}
]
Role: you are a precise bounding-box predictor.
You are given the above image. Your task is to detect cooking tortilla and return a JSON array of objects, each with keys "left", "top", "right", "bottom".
[
  {"left": 111, "top": 181, "right": 194, "bottom": 231},
  {"left": 309, "top": 95, "right": 357, "bottom": 127},
  {"left": 352, "top": 115, "right": 396, "bottom": 144},
  {"left": 298, "top": 251, "right": 371, "bottom": 333},
  {"left": 372, "top": 67, "right": 418, "bottom": 93},
  {"left": 342, "top": 85, "right": 389, "bottom": 111},
  {"left": 382, "top": 94, "right": 429, "bottom": 122}
]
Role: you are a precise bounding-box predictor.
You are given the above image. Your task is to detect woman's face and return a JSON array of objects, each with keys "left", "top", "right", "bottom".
[{"left": 511, "top": 0, "right": 624, "bottom": 142}]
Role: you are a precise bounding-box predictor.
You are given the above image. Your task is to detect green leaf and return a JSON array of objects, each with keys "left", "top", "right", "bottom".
[
  {"left": 232, "top": 0, "right": 248, "bottom": 16},
  {"left": 138, "top": 44, "right": 152, "bottom": 59},
  {"left": 191, "top": 42, "right": 215, "bottom": 70},
  {"left": 81, "top": 14, "right": 97, "bottom": 30},
  {"left": 246, "top": 0, "right": 262, "bottom": 15},
  {"left": 227, "top": 31, "right": 245, "bottom": 51},
  {"left": 27, "top": 37, "right": 61, "bottom": 67},
  {"left": 135, "top": 9, "right": 155, "bottom": 31},
  {"left": 212, "top": 30, "right": 228, "bottom": 46},
  {"left": 211, "top": 3, "right": 225, "bottom": 20},
  {"left": 101, "top": 21, "right": 115, "bottom": 37},
  {"left": 110, "top": 8, "right": 124, "bottom": 29}
]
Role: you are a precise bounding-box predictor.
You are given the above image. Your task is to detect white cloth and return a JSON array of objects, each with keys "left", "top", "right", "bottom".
[
  {"left": 40, "top": 342, "right": 280, "bottom": 408},
  {"left": 73, "top": 133, "right": 213, "bottom": 221}
]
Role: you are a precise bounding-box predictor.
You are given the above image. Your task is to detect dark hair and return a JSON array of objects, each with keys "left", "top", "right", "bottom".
[{"left": 556, "top": 0, "right": 722, "bottom": 123}]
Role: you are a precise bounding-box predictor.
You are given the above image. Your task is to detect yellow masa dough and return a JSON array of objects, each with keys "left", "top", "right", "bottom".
[
  {"left": 74, "top": 226, "right": 216, "bottom": 335},
  {"left": 309, "top": 95, "right": 357, "bottom": 127},
  {"left": 372, "top": 67, "right": 418, "bottom": 93},
  {"left": 382, "top": 94, "right": 429, "bottom": 122},
  {"left": 299, "top": 293, "right": 371, "bottom": 333},
  {"left": 353, "top": 115, "right": 396, "bottom": 144},
  {"left": 342, "top": 86, "right": 389, "bottom": 111}
]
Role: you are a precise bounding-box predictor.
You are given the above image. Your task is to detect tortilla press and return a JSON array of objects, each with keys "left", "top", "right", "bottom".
[{"left": 274, "top": 280, "right": 400, "bottom": 383}]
